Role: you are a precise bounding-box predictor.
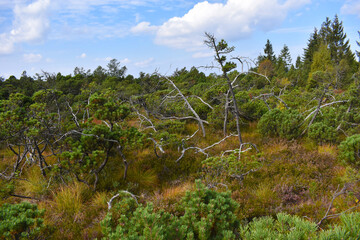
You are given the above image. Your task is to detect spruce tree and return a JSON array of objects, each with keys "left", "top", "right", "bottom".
[
  {"left": 279, "top": 44, "right": 292, "bottom": 68},
  {"left": 303, "top": 28, "right": 320, "bottom": 69},
  {"left": 328, "top": 15, "right": 354, "bottom": 65},
  {"left": 264, "top": 39, "right": 276, "bottom": 62}
]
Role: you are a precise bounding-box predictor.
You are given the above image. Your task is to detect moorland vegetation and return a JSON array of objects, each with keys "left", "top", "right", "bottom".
[{"left": 0, "top": 15, "right": 360, "bottom": 239}]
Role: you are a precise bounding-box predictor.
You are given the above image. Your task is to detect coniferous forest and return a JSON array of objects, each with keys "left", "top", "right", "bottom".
[{"left": 1, "top": 15, "right": 360, "bottom": 239}]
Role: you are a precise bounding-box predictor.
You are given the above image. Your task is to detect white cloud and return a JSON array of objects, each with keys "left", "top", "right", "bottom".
[
  {"left": 131, "top": 21, "right": 159, "bottom": 34},
  {"left": 0, "top": 33, "right": 14, "bottom": 54},
  {"left": 192, "top": 51, "right": 213, "bottom": 59},
  {"left": 341, "top": 1, "right": 360, "bottom": 17},
  {"left": 0, "top": 0, "right": 51, "bottom": 55},
  {"left": 80, "top": 53, "right": 87, "bottom": 58},
  {"left": 11, "top": 0, "right": 50, "bottom": 42},
  {"left": 132, "top": 0, "right": 311, "bottom": 50},
  {"left": 121, "top": 58, "right": 131, "bottom": 64},
  {"left": 135, "top": 57, "right": 154, "bottom": 67},
  {"left": 23, "top": 53, "right": 43, "bottom": 63},
  {"left": 95, "top": 57, "right": 111, "bottom": 62}
]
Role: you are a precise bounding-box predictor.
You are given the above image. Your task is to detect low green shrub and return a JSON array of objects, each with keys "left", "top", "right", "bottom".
[
  {"left": 308, "top": 122, "right": 337, "bottom": 144},
  {"left": 319, "top": 213, "right": 360, "bottom": 239},
  {"left": 339, "top": 134, "right": 360, "bottom": 168},
  {"left": 258, "top": 109, "right": 303, "bottom": 140},
  {"left": 0, "top": 202, "right": 45, "bottom": 240},
  {"left": 101, "top": 180, "right": 239, "bottom": 240},
  {"left": 240, "top": 213, "right": 317, "bottom": 239}
]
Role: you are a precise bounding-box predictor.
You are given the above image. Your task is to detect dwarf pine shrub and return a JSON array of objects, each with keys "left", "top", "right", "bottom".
[
  {"left": 339, "top": 134, "right": 360, "bottom": 168},
  {"left": 258, "top": 109, "right": 303, "bottom": 140},
  {"left": 0, "top": 202, "right": 45, "bottom": 240},
  {"left": 240, "top": 213, "right": 317, "bottom": 240},
  {"left": 101, "top": 180, "right": 239, "bottom": 240}
]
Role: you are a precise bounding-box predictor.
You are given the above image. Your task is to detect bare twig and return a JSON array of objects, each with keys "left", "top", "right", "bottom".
[
  {"left": 107, "top": 190, "right": 139, "bottom": 210},
  {"left": 158, "top": 74, "right": 207, "bottom": 137}
]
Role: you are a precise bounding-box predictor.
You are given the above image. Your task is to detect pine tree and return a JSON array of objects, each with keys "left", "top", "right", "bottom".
[
  {"left": 264, "top": 39, "right": 276, "bottom": 62},
  {"left": 303, "top": 28, "right": 320, "bottom": 68},
  {"left": 328, "top": 15, "right": 354, "bottom": 65},
  {"left": 279, "top": 44, "right": 292, "bottom": 68},
  {"left": 319, "top": 17, "right": 332, "bottom": 43}
]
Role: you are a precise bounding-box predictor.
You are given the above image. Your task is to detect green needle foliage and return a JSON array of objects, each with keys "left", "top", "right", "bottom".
[
  {"left": 0, "top": 202, "right": 45, "bottom": 240},
  {"left": 240, "top": 213, "right": 317, "bottom": 240},
  {"left": 258, "top": 109, "right": 303, "bottom": 140},
  {"left": 101, "top": 180, "right": 239, "bottom": 240},
  {"left": 339, "top": 134, "right": 360, "bottom": 168}
]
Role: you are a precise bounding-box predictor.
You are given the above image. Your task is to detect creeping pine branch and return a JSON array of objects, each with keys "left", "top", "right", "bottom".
[
  {"left": 157, "top": 74, "right": 207, "bottom": 137},
  {"left": 107, "top": 190, "right": 139, "bottom": 210},
  {"left": 230, "top": 167, "right": 262, "bottom": 182},
  {"left": 176, "top": 134, "right": 238, "bottom": 162}
]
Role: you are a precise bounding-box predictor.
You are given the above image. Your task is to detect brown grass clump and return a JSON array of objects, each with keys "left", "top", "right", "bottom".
[
  {"left": 43, "top": 182, "right": 93, "bottom": 239},
  {"left": 21, "top": 167, "right": 49, "bottom": 198},
  {"left": 151, "top": 181, "right": 193, "bottom": 213}
]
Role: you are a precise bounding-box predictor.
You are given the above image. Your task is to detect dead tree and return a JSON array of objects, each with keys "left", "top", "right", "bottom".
[
  {"left": 157, "top": 74, "right": 208, "bottom": 137},
  {"left": 204, "top": 33, "right": 244, "bottom": 146}
]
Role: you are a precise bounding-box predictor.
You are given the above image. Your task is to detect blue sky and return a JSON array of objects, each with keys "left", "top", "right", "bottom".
[{"left": 0, "top": 0, "right": 359, "bottom": 79}]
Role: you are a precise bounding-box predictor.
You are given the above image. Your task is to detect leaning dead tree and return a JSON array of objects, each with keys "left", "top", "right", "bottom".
[{"left": 157, "top": 73, "right": 208, "bottom": 137}]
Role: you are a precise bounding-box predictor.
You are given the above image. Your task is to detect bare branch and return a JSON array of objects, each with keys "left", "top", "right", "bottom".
[
  {"left": 176, "top": 134, "right": 237, "bottom": 162},
  {"left": 148, "top": 137, "right": 165, "bottom": 158},
  {"left": 66, "top": 101, "right": 80, "bottom": 129},
  {"left": 158, "top": 74, "right": 207, "bottom": 137},
  {"left": 189, "top": 95, "right": 214, "bottom": 110},
  {"left": 107, "top": 190, "right": 139, "bottom": 210},
  {"left": 303, "top": 100, "right": 349, "bottom": 122},
  {"left": 248, "top": 70, "right": 271, "bottom": 83}
]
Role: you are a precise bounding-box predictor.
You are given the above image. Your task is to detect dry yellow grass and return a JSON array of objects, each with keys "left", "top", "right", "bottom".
[
  {"left": 127, "top": 167, "right": 158, "bottom": 190},
  {"left": 317, "top": 144, "right": 337, "bottom": 158},
  {"left": 21, "top": 167, "right": 48, "bottom": 197},
  {"left": 263, "top": 140, "right": 289, "bottom": 155},
  {"left": 50, "top": 181, "right": 91, "bottom": 221}
]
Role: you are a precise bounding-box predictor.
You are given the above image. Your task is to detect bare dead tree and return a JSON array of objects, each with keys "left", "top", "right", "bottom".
[
  {"left": 204, "top": 33, "right": 244, "bottom": 147},
  {"left": 157, "top": 73, "right": 208, "bottom": 137}
]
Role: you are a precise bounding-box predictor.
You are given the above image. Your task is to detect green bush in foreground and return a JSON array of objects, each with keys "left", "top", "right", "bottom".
[
  {"left": 241, "top": 212, "right": 360, "bottom": 240},
  {"left": 101, "top": 180, "right": 239, "bottom": 240},
  {"left": 0, "top": 202, "right": 45, "bottom": 240},
  {"left": 319, "top": 212, "right": 360, "bottom": 239},
  {"left": 240, "top": 213, "right": 317, "bottom": 240}
]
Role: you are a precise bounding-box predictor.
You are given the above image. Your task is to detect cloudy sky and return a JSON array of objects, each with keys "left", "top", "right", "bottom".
[{"left": 0, "top": 0, "right": 359, "bottom": 78}]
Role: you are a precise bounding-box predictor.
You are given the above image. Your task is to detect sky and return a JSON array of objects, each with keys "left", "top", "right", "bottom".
[{"left": 0, "top": 0, "right": 359, "bottom": 79}]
